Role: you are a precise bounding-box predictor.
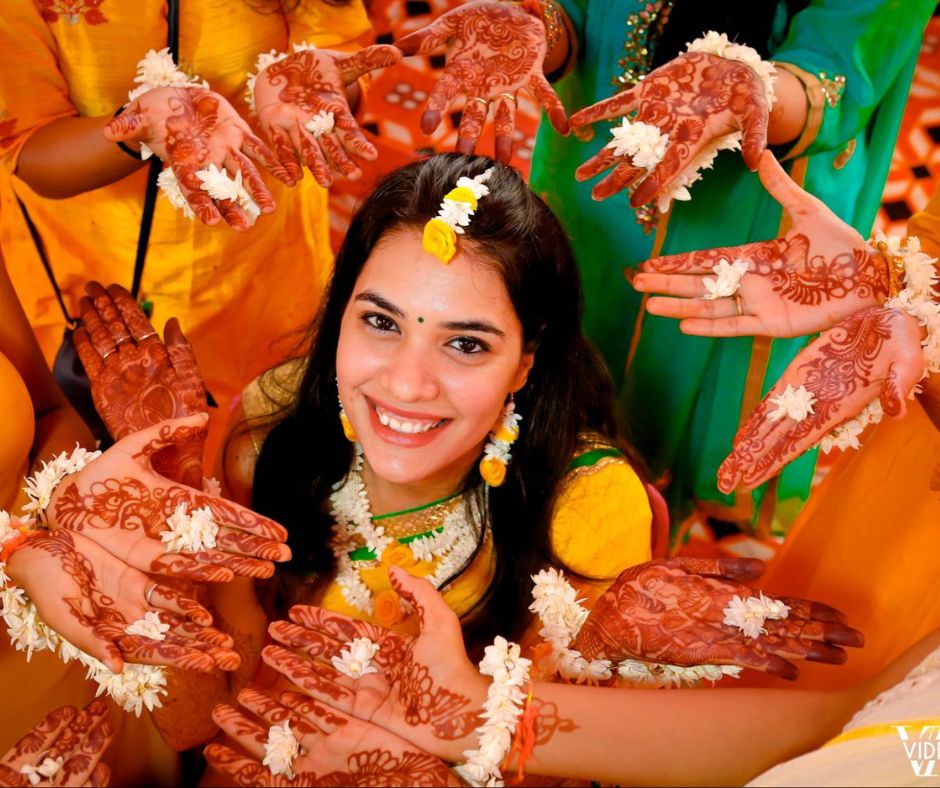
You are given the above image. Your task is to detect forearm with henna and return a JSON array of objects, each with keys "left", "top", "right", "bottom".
[{"left": 15, "top": 115, "right": 146, "bottom": 199}]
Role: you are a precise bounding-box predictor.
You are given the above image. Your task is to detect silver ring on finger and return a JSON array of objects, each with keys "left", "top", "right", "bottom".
[{"left": 145, "top": 583, "right": 157, "bottom": 607}]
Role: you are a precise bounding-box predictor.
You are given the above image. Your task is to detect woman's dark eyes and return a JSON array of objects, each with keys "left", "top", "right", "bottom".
[
  {"left": 447, "top": 337, "right": 489, "bottom": 355},
  {"left": 364, "top": 313, "right": 398, "bottom": 332}
]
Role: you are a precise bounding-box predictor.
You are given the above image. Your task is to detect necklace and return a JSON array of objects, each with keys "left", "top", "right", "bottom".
[{"left": 329, "top": 448, "right": 483, "bottom": 615}]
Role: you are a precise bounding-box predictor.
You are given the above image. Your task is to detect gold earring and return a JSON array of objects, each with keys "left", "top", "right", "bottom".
[
  {"left": 338, "top": 396, "right": 357, "bottom": 442},
  {"left": 479, "top": 396, "right": 521, "bottom": 487}
]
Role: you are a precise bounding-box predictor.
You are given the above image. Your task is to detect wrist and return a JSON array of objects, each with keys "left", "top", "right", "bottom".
[{"left": 766, "top": 67, "right": 808, "bottom": 146}]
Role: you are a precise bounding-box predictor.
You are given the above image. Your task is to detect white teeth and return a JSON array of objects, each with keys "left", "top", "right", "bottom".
[{"left": 375, "top": 406, "right": 440, "bottom": 434}]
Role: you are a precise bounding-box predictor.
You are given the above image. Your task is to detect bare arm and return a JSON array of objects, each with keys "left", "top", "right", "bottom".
[
  {"left": 0, "top": 253, "right": 93, "bottom": 458},
  {"left": 15, "top": 114, "right": 146, "bottom": 199}
]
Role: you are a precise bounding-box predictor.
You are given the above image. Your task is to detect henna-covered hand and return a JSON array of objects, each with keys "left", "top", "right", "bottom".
[
  {"left": 570, "top": 50, "right": 768, "bottom": 204},
  {"left": 104, "top": 87, "right": 290, "bottom": 230},
  {"left": 206, "top": 688, "right": 462, "bottom": 787},
  {"left": 718, "top": 307, "right": 925, "bottom": 492},
  {"left": 0, "top": 701, "right": 113, "bottom": 787},
  {"left": 76, "top": 282, "right": 207, "bottom": 488},
  {"left": 396, "top": 1, "right": 569, "bottom": 163},
  {"left": 261, "top": 567, "right": 486, "bottom": 760},
  {"left": 48, "top": 414, "right": 291, "bottom": 584},
  {"left": 254, "top": 45, "right": 401, "bottom": 187},
  {"left": 573, "top": 557, "right": 864, "bottom": 681},
  {"left": 633, "top": 152, "right": 891, "bottom": 337},
  {"left": 5, "top": 528, "right": 239, "bottom": 675}
]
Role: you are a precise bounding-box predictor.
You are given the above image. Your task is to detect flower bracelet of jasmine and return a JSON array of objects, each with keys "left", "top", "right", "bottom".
[
  {"left": 819, "top": 232, "right": 939, "bottom": 454},
  {"left": 0, "top": 508, "right": 168, "bottom": 716},
  {"left": 605, "top": 31, "right": 776, "bottom": 212},
  {"left": 454, "top": 636, "right": 531, "bottom": 788}
]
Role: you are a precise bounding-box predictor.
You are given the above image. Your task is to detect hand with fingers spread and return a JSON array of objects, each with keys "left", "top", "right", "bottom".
[
  {"left": 103, "top": 87, "right": 291, "bottom": 230},
  {"left": 261, "top": 567, "right": 486, "bottom": 759},
  {"left": 570, "top": 50, "right": 769, "bottom": 205},
  {"left": 206, "top": 688, "right": 463, "bottom": 786},
  {"left": 48, "top": 415, "right": 291, "bottom": 584},
  {"left": 573, "top": 557, "right": 864, "bottom": 681},
  {"left": 718, "top": 306, "right": 926, "bottom": 493},
  {"left": 633, "top": 152, "right": 891, "bottom": 337},
  {"left": 253, "top": 46, "right": 401, "bottom": 187},
  {"left": 5, "top": 528, "right": 239, "bottom": 675},
  {"left": 0, "top": 701, "right": 113, "bottom": 787},
  {"left": 396, "top": 1, "right": 569, "bottom": 163},
  {"left": 76, "top": 282, "right": 207, "bottom": 488}
]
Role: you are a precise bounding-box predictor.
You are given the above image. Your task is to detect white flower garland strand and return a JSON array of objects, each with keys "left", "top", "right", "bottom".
[
  {"left": 481, "top": 403, "right": 521, "bottom": 472},
  {"left": 245, "top": 41, "right": 317, "bottom": 113},
  {"left": 722, "top": 592, "right": 790, "bottom": 639},
  {"left": 455, "top": 637, "right": 531, "bottom": 788},
  {"left": 818, "top": 232, "right": 939, "bottom": 454},
  {"left": 702, "top": 258, "right": 750, "bottom": 300},
  {"left": 22, "top": 446, "right": 101, "bottom": 526},
  {"left": 329, "top": 448, "right": 481, "bottom": 616},
  {"left": 263, "top": 720, "right": 300, "bottom": 779},
  {"left": 529, "top": 567, "right": 743, "bottom": 687},
  {"left": 331, "top": 637, "right": 380, "bottom": 679},
  {"left": 0, "top": 510, "right": 167, "bottom": 717},
  {"left": 607, "top": 32, "right": 775, "bottom": 212}
]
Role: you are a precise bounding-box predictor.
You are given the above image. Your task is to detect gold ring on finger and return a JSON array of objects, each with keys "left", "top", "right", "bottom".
[
  {"left": 470, "top": 97, "right": 489, "bottom": 109},
  {"left": 113, "top": 335, "right": 133, "bottom": 348},
  {"left": 497, "top": 93, "right": 517, "bottom": 104},
  {"left": 145, "top": 583, "right": 157, "bottom": 606},
  {"left": 101, "top": 348, "right": 117, "bottom": 360},
  {"left": 733, "top": 293, "right": 744, "bottom": 317},
  {"left": 138, "top": 331, "right": 159, "bottom": 341}
]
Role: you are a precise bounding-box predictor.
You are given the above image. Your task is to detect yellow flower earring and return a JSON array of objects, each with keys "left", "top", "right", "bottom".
[
  {"left": 479, "top": 396, "right": 522, "bottom": 487},
  {"left": 338, "top": 396, "right": 357, "bottom": 442}
]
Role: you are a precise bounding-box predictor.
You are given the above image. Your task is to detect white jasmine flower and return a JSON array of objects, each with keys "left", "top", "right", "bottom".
[
  {"left": 437, "top": 199, "right": 474, "bottom": 234},
  {"left": 722, "top": 594, "right": 767, "bottom": 639},
  {"left": 139, "top": 142, "right": 155, "bottom": 160},
  {"left": 767, "top": 384, "right": 817, "bottom": 422},
  {"left": 134, "top": 48, "right": 184, "bottom": 90},
  {"left": 202, "top": 477, "right": 222, "bottom": 497},
  {"left": 331, "top": 637, "right": 380, "bottom": 679},
  {"left": 161, "top": 504, "right": 219, "bottom": 553},
  {"left": 125, "top": 611, "right": 170, "bottom": 641},
  {"left": 20, "top": 757, "right": 64, "bottom": 786},
  {"left": 702, "top": 257, "right": 750, "bottom": 299},
  {"left": 263, "top": 720, "right": 300, "bottom": 779},
  {"left": 687, "top": 31, "right": 733, "bottom": 57},
  {"left": 456, "top": 168, "right": 494, "bottom": 200},
  {"left": 303, "top": 110, "right": 335, "bottom": 138},
  {"left": 196, "top": 164, "right": 242, "bottom": 202},
  {"left": 606, "top": 119, "right": 669, "bottom": 169},
  {"left": 157, "top": 168, "right": 196, "bottom": 220}
]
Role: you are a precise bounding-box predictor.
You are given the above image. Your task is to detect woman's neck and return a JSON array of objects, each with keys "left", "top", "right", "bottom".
[{"left": 359, "top": 456, "right": 471, "bottom": 516}]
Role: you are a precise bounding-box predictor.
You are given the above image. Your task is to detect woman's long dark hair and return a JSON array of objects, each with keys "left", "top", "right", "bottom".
[{"left": 250, "top": 154, "right": 642, "bottom": 645}]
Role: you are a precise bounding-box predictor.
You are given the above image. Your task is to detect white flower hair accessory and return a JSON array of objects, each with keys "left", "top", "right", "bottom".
[
  {"left": 722, "top": 592, "right": 790, "bottom": 639},
  {"left": 331, "top": 637, "right": 380, "bottom": 679},
  {"left": 160, "top": 504, "right": 219, "bottom": 553},
  {"left": 818, "top": 232, "right": 939, "bottom": 454},
  {"left": 423, "top": 168, "right": 495, "bottom": 264},
  {"left": 702, "top": 258, "right": 750, "bottom": 300},
  {"left": 263, "top": 720, "right": 300, "bottom": 779}
]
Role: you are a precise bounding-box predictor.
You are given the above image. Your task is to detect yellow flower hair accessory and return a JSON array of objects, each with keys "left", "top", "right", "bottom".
[{"left": 422, "top": 168, "right": 495, "bottom": 264}]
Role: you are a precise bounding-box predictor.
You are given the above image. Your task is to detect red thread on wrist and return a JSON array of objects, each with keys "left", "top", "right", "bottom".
[{"left": 1, "top": 529, "right": 33, "bottom": 564}]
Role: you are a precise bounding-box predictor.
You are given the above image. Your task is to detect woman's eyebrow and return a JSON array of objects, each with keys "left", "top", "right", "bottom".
[
  {"left": 354, "top": 290, "right": 405, "bottom": 317},
  {"left": 440, "top": 319, "right": 505, "bottom": 338}
]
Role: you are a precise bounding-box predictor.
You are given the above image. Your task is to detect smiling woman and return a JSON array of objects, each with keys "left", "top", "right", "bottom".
[{"left": 218, "top": 155, "right": 652, "bottom": 678}]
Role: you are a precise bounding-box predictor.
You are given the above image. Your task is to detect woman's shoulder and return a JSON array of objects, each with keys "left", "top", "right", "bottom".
[{"left": 549, "top": 433, "right": 652, "bottom": 579}]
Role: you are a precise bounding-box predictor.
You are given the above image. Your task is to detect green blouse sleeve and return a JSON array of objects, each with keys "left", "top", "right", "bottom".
[{"left": 771, "top": 0, "right": 934, "bottom": 157}]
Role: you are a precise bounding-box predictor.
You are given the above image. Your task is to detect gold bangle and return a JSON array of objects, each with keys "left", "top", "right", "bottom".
[
  {"left": 871, "top": 240, "right": 906, "bottom": 298},
  {"left": 771, "top": 61, "right": 825, "bottom": 161}
]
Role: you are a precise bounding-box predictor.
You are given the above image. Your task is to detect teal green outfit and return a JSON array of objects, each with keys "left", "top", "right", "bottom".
[{"left": 529, "top": 0, "right": 934, "bottom": 526}]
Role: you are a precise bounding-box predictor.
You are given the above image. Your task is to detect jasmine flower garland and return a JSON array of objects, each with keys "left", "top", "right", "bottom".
[
  {"left": 818, "top": 232, "right": 939, "bottom": 454},
  {"left": 455, "top": 637, "right": 531, "bottom": 788},
  {"left": 22, "top": 445, "right": 101, "bottom": 526},
  {"left": 529, "top": 567, "right": 745, "bottom": 687}
]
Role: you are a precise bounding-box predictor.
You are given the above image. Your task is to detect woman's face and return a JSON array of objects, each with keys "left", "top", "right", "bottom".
[{"left": 336, "top": 227, "right": 534, "bottom": 492}]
